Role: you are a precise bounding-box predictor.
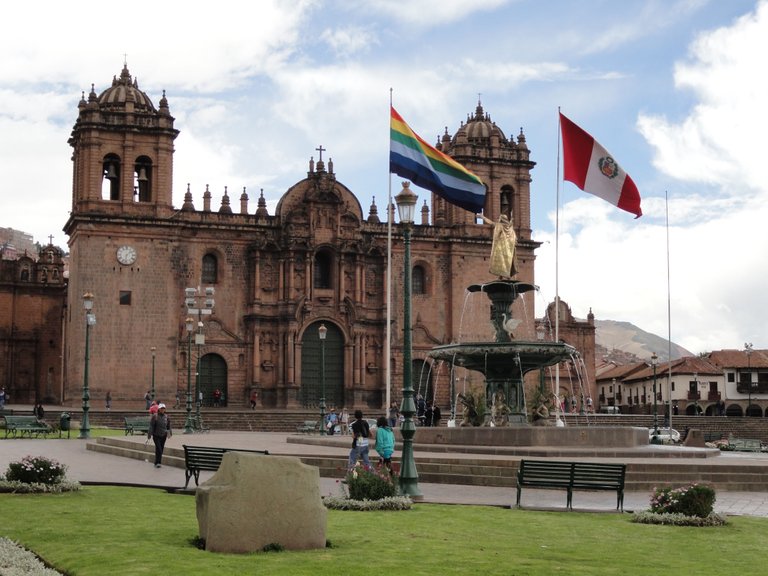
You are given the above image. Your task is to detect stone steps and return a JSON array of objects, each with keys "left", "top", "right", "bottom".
[{"left": 88, "top": 437, "right": 768, "bottom": 492}]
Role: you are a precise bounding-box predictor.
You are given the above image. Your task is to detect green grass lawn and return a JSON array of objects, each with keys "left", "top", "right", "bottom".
[{"left": 1, "top": 487, "right": 766, "bottom": 575}]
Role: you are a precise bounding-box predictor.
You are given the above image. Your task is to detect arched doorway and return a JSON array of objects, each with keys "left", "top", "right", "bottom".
[
  {"left": 300, "top": 322, "right": 344, "bottom": 409},
  {"left": 198, "top": 353, "right": 227, "bottom": 407}
]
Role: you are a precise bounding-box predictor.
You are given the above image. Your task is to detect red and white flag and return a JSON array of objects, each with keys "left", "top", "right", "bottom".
[{"left": 560, "top": 112, "right": 642, "bottom": 218}]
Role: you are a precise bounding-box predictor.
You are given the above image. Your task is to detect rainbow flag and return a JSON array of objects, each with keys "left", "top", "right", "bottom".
[{"left": 390, "top": 106, "right": 486, "bottom": 213}]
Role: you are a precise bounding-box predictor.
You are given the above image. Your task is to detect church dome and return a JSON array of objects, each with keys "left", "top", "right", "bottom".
[
  {"left": 461, "top": 101, "right": 507, "bottom": 142},
  {"left": 97, "top": 64, "right": 156, "bottom": 112}
]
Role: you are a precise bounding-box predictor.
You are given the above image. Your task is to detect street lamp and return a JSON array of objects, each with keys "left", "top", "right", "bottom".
[
  {"left": 745, "top": 342, "right": 754, "bottom": 417},
  {"left": 150, "top": 346, "right": 157, "bottom": 401},
  {"left": 184, "top": 287, "right": 215, "bottom": 429},
  {"left": 650, "top": 352, "right": 660, "bottom": 444},
  {"left": 693, "top": 372, "right": 699, "bottom": 416},
  {"left": 183, "top": 317, "right": 195, "bottom": 434},
  {"left": 612, "top": 377, "right": 617, "bottom": 407},
  {"left": 78, "top": 292, "right": 95, "bottom": 439},
  {"left": 395, "top": 181, "right": 421, "bottom": 498},
  {"left": 195, "top": 321, "right": 204, "bottom": 421},
  {"left": 318, "top": 324, "right": 327, "bottom": 435}
]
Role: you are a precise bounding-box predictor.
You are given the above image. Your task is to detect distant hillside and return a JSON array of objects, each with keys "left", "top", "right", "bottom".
[{"left": 595, "top": 319, "right": 692, "bottom": 364}]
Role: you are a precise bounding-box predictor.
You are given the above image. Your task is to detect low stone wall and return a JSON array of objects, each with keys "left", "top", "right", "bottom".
[{"left": 409, "top": 426, "right": 649, "bottom": 448}]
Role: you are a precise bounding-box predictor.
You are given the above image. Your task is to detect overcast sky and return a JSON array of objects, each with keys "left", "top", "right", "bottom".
[{"left": 0, "top": 0, "right": 764, "bottom": 354}]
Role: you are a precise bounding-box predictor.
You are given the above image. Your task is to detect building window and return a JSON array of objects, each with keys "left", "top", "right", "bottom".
[
  {"left": 412, "top": 265, "right": 426, "bottom": 295},
  {"left": 727, "top": 372, "right": 735, "bottom": 383},
  {"left": 119, "top": 291, "right": 132, "bottom": 305},
  {"left": 314, "top": 250, "right": 332, "bottom": 289},
  {"left": 202, "top": 254, "right": 218, "bottom": 284}
]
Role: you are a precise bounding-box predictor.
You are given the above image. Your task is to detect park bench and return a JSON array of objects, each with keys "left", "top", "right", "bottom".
[
  {"left": 728, "top": 434, "right": 762, "bottom": 452},
  {"left": 183, "top": 445, "right": 270, "bottom": 488},
  {"left": 124, "top": 416, "right": 151, "bottom": 436},
  {"left": 516, "top": 459, "right": 626, "bottom": 511},
  {"left": 703, "top": 432, "right": 725, "bottom": 443},
  {"left": 296, "top": 420, "right": 319, "bottom": 434},
  {"left": 2, "top": 415, "right": 52, "bottom": 439}
]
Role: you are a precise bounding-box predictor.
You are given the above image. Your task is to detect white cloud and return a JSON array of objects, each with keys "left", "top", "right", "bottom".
[
  {"left": 320, "top": 26, "right": 378, "bottom": 56},
  {"left": 535, "top": 2, "right": 768, "bottom": 353},
  {"left": 368, "top": 0, "right": 510, "bottom": 26}
]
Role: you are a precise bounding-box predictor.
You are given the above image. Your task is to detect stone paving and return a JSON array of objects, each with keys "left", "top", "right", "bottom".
[{"left": 2, "top": 431, "right": 768, "bottom": 517}]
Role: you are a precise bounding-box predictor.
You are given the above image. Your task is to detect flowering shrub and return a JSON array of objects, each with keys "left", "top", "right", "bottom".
[
  {"left": 324, "top": 494, "right": 412, "bottom": 511},
  {"left": 632, "top": 511, "right": 727, "bottom": 526},
  {"left": 344, "top": 463, "right": 397, "bottom": 501},
  {"left": 650, "top": 483, "right": 716, "bottom": 518},
  {"left": 5, "top": 455, "right": 67, "bottom": 485},
  {"left": 0, "top": 480, "right": 81, "bottom": 494}
]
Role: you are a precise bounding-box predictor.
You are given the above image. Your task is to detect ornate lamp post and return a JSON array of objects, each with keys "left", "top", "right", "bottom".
[
  {"left": 319, "top": 324, "right": 327, "bottom": 435},
  {"left": 650, "top": 352, "right": 660, "bottom": 444},
  {"left": 78, "top": 292, "right": 95, "bottom": 439},
  {"left": 746, "top": 342, "right": 754, "bottom": 417},
  {"left": 693, "top": 372, "right": 699, "bottom": 416},
  {"left": 195, "top": 321, "right": 204, "bottom": 422},
  {"left": 183, "top": 287, "right": 215, "bottom": 430},
  {"left": 395, "top": 181, "right": 421, "bottom": 498},
  {"left": 150, "top": 346, "right": 157, "bottom": 401},
  {"left": 183, "top": 317, "right": 195, "bottom": 434}
]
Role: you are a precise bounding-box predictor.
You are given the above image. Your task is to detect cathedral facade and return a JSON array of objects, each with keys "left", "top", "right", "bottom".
[{"left": 58, "top": 65, "right": 592, "bottom": 412}]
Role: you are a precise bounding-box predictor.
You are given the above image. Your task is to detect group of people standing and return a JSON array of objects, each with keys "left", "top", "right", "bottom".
[{"left": 347, "top": 410, "right": 395, "bottom": 474}]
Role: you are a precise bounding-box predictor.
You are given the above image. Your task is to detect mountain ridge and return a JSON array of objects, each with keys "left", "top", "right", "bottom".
[{"left": 595, "top": 319, "right": 692, "bottom": 364}]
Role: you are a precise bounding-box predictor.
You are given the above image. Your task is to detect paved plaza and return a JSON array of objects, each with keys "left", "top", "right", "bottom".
[{"left": 2, "top": 430, "right": 768, "bottom": 517}]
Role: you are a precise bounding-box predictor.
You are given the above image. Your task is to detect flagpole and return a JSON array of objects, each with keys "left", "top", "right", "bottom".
[
  {"left": 666, "top": 191, "right": 673, "bottom": 431},
  {"left": 555, "top": 108, "right": 562, "bottom": 422},
  {"left": 385, "top": 88, "right": 393, "bottom": 417}
]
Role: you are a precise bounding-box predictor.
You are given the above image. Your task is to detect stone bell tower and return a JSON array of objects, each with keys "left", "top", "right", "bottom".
[
  {"left": 66, "top": 63, "right": 179, "bottom": 220},
  {"left": 63, "top": 64, "right": 179, "bottom": 407}
]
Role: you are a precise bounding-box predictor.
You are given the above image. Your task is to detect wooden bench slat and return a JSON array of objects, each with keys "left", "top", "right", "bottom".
[
  {"left": 183, "top": 445, "right": 269, "bottom": 488},
  {"left": 124, "top": 417, "right": 151, "bottom": 436},
  {"left": 516, "top": 459, "right": 626, "bottom": 512},
  {"left": 2, "top": 415, "right": 52, "bottom": 438}
]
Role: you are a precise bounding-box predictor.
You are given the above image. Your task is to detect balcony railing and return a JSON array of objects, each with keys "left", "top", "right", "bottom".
[
  {"left": 687, "top": 391, "right": 701, "bottom": 400},
  {"left": 708, "top": 391, "right": 721, "bottom": 401}
]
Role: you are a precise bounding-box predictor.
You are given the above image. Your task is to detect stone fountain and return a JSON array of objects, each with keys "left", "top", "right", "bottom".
[
  {"left": 429, "top": 280, "right": 575, "bottom": 425},
  {"left": 418, "top": 279, "right": 648, "bottom": 449}
]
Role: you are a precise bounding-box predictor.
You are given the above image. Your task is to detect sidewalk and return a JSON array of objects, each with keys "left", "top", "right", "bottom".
[{"left": 2, "top": 431, "right": 768, "bottom": 516}]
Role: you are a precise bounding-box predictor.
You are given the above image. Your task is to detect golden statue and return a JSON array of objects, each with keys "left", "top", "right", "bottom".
[{"left": 481, "top": 213, "right": 517, "bottom": 278}]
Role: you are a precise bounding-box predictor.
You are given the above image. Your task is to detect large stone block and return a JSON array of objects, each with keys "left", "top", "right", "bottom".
[{"left": 196, "top": 452, "right": 327, "bottom": 553}]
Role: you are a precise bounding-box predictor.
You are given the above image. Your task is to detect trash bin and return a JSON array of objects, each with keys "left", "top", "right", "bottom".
[{"left": 59, "top": 412, "right": 71, "bottom": 438}]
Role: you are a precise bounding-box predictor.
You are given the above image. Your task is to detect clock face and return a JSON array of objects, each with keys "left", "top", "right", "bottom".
[{"left": 116, "top": 245, "right": 137, "bottom": 265}]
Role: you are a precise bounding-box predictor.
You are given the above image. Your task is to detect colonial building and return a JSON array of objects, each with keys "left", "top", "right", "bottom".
[
  {"left": 56, "top": 65, "right": 594, "bottom": 412},
  {"left": 0, "top": 244, "right": 67, "bottom": 404}
]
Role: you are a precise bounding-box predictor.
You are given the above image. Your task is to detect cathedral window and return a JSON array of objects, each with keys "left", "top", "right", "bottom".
[
  {"left": 119, "top": 291, "right": 132, "bottom": 305},
  {"left": 313, "top": 250, "right": 332, "bottom": 289},
  {"left": 20, "top": 267, "right": 30, "bottom": 282},
  {"left": 412, "top": 265, "right": 426, "bottom": 295},
  {"left": 202, "top": 254, "right": 218, "bottom": 284}
]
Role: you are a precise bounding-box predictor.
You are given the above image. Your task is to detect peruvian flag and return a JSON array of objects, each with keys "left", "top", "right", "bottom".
[{"left": 560, "top": 112, "right": 642, "bottom": 218}]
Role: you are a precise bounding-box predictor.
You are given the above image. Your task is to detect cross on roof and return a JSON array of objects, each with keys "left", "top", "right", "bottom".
[{"left": 315, "top": 145, "right": 326, "bottom": 162}]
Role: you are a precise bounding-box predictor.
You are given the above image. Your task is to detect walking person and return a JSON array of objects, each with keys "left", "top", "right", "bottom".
[
  {"left": 144, "top": 390, "right": 151, "bottom": 410},
  {"left": 339, "top": 407, "right": 350, "bottom": 435},
  {"left": 148, "top": 403, "right": 172, "bottom": 468},
  {"left": 347, "top": 410, "right": 371, "bottom": 470},
  {"left": 387, "top": 401, "right": 399, "bottom": 428},
  {"left": 105, "top": 391, "right": 112, "bottom": 411},
  {"left": 373, "top": 416, "right": 395, "bottom": 474},
  {"left": 250, "top": 390, "right": 258, "bottom": 410}
]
